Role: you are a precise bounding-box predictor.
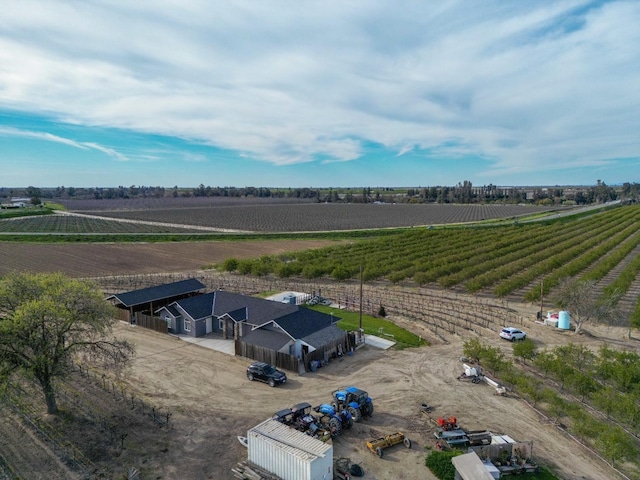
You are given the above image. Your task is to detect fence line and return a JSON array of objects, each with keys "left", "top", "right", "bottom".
[
  {"left": 74, "top": 364, "right": 171, "bottom": 429},
  {"left": 1, "top": 385, "right": 95, "bottom": 479}
]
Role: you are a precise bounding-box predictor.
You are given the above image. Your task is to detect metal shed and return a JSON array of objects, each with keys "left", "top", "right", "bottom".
[{"left": 247, "top": 419, "right": 333, "bottom": 480}]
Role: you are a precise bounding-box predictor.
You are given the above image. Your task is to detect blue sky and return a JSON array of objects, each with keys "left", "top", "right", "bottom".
[{"left": 1, "top": 1, "right": 639, "bottom": 188}]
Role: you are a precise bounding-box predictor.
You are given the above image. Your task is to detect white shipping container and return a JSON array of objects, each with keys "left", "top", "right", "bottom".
[{"left": 247, "top": 419, "right": 333, "bottom": 480}]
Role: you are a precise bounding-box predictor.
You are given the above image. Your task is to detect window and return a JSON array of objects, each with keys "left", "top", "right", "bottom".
[
  {"left": 165, "top": 316, "right": 171, "bottom": 328},
  {"left": 219, "top": 319, "right": 224, "bottom": 330},
  {"left": 184, "top": 319, "right": 191, "bottom": 332}
]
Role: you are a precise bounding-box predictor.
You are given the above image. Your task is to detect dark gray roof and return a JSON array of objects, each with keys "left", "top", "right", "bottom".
[
  {"left": 301, "top": 324, "right": 347, "bottom": 349},
  {"left": 108, "top": 278, "right": 206, "bottom": 308},
  {"left": 212, "top": 291, "right": 298, "bottom": 325},
  {"left": 269, "top": 308, "right": 340, "bottom": 339},
  {"left": 241, "top": 329, "right": 291, "bottom": 351},
  {"left": 225, "top": 307, "right": 248, "bottom": 322},
  {"left": 170, "top": 290, "right": 298, "bottom": 323},
  {"left": 172, "top": 292, "right": 216, "bottom": 320},
  {"left": 156, "top": 304, "right": 181, "bottom": 317}
]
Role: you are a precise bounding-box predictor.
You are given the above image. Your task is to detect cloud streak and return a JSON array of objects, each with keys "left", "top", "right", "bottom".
[{"left": 0, "top": 126, "right": 128, "bottom": 161}]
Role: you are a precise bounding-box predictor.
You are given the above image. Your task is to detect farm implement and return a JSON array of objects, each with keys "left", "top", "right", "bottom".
[
  {"left": 459, "top": 363, "right": 509, "bottom": 396},
  {"left": 433, "top": 416, "right": 491, "bottom": 449},
  {"left": 331, "top": 386, "right": 373, "bottom": 422},
  {"left": 366, "top": 432, "right": 411, "bottom": 458},
  {"left": 457, "top": 365, "right": 483, "bottom": 383}
]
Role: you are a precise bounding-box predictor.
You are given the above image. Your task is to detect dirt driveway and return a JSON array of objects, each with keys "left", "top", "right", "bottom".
[{"left": 113, "top": 319, "right": 624, "bottom": 480}]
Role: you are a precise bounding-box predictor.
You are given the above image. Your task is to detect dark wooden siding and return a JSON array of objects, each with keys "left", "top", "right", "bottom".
[
  {"left": 235, "top": 332, "right": 351, "bottom": 373},
  {"left": 235, "top": 341, "right": 300, "bottom": 372},
  {"left": 136, "top": 313, "right": 168, "bottom": 334}
]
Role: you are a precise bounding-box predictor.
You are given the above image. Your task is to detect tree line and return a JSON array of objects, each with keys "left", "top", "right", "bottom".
[{"left": 3, "top": 180, "right": 639, "bottom": 205}]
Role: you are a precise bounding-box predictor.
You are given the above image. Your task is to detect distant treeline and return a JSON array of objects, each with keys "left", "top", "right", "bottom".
[{"left": 2, "top": 180, "right": 640, "bottom": 206}]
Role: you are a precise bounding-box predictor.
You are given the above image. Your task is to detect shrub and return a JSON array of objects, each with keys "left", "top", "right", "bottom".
[
  {"left": 221, "top": 258, "right": 239, "bottom": 272},
  {"left": 237, "top": 259, "right": 255, "bottom": 275},
  {"left": 513, "top": 338, "right": 538, "bottom": 364},
  {"left": 302, "top": 265, "right": 324, "bottom": 279},
  {"left": 251, "top": 262, "right": 270, "bottom": 277},
  {"left": 331, "top": 265, "right": 351, "bottom": 281},
  {"left": 462, "top": 338, "right": 484, "bottom": 363},
  {"left": 275, "top": 263, "right": 298, "bottom": 278},
  {"left": 425, "top": 450, "right": 460, "bottom": 480}
]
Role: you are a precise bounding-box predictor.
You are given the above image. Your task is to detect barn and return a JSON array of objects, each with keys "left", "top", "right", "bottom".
[{"left": 106, "top": 278, "right": 206, "bottom": 325}]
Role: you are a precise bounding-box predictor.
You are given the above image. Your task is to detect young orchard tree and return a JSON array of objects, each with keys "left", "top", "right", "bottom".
[
  {"left": 512, "top": 338, "right": 537, "bottom": 364},
  {"left": 552, "top": 278, "right": 621, "bottom": 335},
  {"left": 0, "top": 272, "right": 134, "bottom": 414}
]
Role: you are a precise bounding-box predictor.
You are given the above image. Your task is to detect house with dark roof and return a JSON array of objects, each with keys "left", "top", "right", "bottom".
[{"left": 155, "top": 289, "right": 349, "bottom": 372}]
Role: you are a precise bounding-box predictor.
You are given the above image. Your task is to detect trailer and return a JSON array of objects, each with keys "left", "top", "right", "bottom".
[
  {"left": 457, "top": 365, "right": 483, "bottom": 383},
  {"left": 461, "top": 363, "right": 509, "bottom": 395},
  {"left": 366, "top": 432, "right": 411, "bottom": 458}
]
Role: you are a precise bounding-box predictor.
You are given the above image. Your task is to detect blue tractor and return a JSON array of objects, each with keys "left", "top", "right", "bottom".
[
  {"left": 331, "top": 386, "right": 374, "bottom": 422},
  {"left": 313, "top": 403, "right": 353, "bottom": 435}
]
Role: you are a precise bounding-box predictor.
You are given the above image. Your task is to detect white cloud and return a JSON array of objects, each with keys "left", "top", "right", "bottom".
[{"left": 0, "top": 0, "right": 639, "bottom": 178}]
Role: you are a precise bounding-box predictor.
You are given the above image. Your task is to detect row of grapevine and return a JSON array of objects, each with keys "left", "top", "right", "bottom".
[{"left": 0, "top": 215, "right": 198, "bottom": 233}]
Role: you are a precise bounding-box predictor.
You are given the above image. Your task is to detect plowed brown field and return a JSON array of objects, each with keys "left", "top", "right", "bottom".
[{"left": 0, "top": 240, "right": 338, "bottom": 277}]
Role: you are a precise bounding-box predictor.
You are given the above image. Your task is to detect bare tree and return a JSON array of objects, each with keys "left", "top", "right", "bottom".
[
  {"left": 0, "top": 272, "right": 134, "bottom": 414},
  {"left": 552, "top": 278, "right": 621, "bottom": 335}
]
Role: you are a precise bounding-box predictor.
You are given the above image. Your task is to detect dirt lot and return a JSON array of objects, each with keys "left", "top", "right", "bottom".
[
  {"left": 97, "top": 318, "right": 626, "bottom": 480},
  {"left": 0, "top": 299, "right": 632, "bottom": 480}
]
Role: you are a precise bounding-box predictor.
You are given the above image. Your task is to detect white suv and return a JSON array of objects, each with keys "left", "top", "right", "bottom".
[{"left": 500, "top": 327, "right": 526, "bottom": 341}]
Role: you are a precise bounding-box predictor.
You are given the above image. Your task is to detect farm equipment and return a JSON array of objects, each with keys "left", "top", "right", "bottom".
[
  {"left": 466, "top": 429, "right": 492, "bottom": 446},
  {"left": 288, "top": 402, "right": 333, "bottom": 442},
  {"left": 433, "top": 416, "right": 491, "bottom": 448},
  {"left": 457, "top": 365, "right": 483, "bottom": 383},
  {"left": 366, "top": 432, "right": 411, "bottom": 458},
  {"left": 460, "top": 363, "right": 508, "bottom": 396},
  {"left": 420, "top": 402, "right": 434, "bottom": 414},
  {"left": 494, "top": 385, "right": 508, "bottom": 396},
  {"left": 334, "top": 458, "right": 364, "bottom": 479},
  {"left": 313, "top": 403, "right": 353, "bottom": 436},
  {"left": 437, "top": 416, "right": 459, "bottom": 431},
  {"left": 272, "top": 408, "right": 295, "bottom": 425},
  {"left": 331, "top": 386, "right": 374, "bottom": 422},
  {"left": 433, "top": 416, "right": 470, "bottom": 448}
]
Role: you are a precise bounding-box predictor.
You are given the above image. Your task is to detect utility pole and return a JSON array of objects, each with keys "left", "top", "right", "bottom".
[
  {"left": 359, "top": 265, "right": 364, "bottom": 344},
  {"left": 540, "top": 280, "right": 544, "bottom": 321}
]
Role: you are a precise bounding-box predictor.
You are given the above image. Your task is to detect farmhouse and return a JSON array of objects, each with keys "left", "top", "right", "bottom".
[
  {"left": 156, "top": 289, "right": 299, "bottom": 337},
  {"left": 156, "top": 289, "right": 349, "bottom": 371},
  {"left": 110, "top": 279, "right": 349, "bottom": 372}
]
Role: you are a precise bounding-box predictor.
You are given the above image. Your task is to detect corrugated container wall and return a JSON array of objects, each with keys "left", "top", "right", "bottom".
[{"left": 247, "top": 419, "right": 333, "bottom": 480}]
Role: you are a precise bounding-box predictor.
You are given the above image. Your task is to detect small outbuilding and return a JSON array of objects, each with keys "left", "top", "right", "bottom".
[
  {"left": 247, "top": 419, "right": 333, "bottom": 480},
  {"left": 452, "top": 452, "right": 498, "bottom": 480}
]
